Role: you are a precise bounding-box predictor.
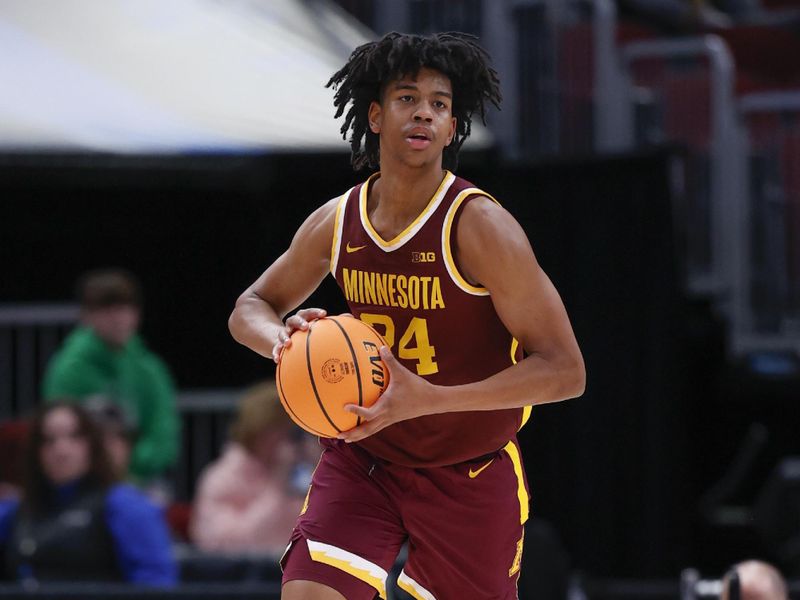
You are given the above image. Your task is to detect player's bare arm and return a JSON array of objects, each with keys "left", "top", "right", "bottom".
[
  {"left": 228, "top": 197, "right": 339, "bottom": 362},
  {"left": 341, "top": 195, "right": 585, "bottom": 442},
  {"left": 446, "top": 196, "right": 586, "bottom": 408}
]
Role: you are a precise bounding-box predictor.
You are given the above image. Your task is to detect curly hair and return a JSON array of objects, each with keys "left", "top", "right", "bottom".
[{"left": 327, "top": 31, "right": 502, "bottom": 171}]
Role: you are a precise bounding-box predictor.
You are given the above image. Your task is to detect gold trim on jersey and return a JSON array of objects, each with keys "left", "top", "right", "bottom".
[
  {"left": 397, "top": 570, "right": 438, "bottom": 600},
  {"left": 330, "top": 189, "right": 352, "bottom": 276},
  {"left": 441, "top": 188, "right": 500, "bottom": 296},
  {"left": 510, "top": 338, "right": 533, "bottom": 430},
  {"left": 306, "top": 539, "right": 389, "bottom": 599},
  {"left": 520, "top": 405, "right": 533, "bottom": 430},
  {"left": 503, "top": 441, "right": 530, "bottom": 525},
  {"left": 359, "top": 170, "right": 456, "bottom": 251}
]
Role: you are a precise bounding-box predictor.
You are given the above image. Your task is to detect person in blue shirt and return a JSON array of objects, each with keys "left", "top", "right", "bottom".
[{"left": 0, "top": 402, "right": 177, "bottom": 586}]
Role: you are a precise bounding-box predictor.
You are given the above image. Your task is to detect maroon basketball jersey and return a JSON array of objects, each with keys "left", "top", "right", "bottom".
[{"left": 331, "top": 170, "right": 527, "bottom": 467}]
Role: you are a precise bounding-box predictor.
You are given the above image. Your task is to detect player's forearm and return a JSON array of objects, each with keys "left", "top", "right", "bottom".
[
  {"left": 431, "top": 352, "right": 585, "bottom": 414},
  {"left": 228, "top": 293, "right": 284, "bottom": 359}
]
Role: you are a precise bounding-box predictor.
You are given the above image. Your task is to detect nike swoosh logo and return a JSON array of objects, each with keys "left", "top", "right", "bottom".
[
  {"left": 346, "top": 242, "right": 367, "bottom": 253},
  {"left": 468, "top": 459, "right": 494, "bottom": 479}
]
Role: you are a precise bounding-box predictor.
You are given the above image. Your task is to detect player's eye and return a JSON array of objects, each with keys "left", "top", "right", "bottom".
[
  {"left": 399, "top": 95, "right": 414, "bottom": 102},
  {"left": 433, "top": 100, "right": 448, "bottom": 109}
]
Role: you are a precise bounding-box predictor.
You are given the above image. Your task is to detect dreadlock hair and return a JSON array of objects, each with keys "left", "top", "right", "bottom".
[{"left": 327, "top": 31, "right": 502, "bottom": 172}]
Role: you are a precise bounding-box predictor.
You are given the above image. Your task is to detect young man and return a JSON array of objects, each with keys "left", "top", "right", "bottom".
[{"left": 229, "top": 32, "right": 585, "bottom": 600}]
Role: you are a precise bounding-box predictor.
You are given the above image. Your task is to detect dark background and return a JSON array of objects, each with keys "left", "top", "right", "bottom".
[{"left": 2, "top": 148, "right": 797, "bottom": 579}]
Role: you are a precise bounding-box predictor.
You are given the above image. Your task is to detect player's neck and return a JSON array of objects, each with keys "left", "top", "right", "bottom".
[{"left": 369, "top": 163, "right": 446, "bottom": 222}]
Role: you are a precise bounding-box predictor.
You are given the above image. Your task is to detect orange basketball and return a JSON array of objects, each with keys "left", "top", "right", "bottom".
[{"left": 276, "top": 315, "right": 389, "bottom": 438}]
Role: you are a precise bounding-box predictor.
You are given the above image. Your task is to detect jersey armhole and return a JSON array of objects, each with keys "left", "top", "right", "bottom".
[
  {"left": 329, "top": 189, "right": 352, "bottom": 276},
  {"left": 441, "top": 189, "right": 501, "bottom": 296}
]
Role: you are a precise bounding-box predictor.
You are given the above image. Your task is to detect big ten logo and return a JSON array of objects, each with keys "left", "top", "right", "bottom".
[
  {"left": 411, "top": 251, "right": 436, "bottom": 263},
  {"left": 361, "top": 341, "right": 385, "bottom": 388}
]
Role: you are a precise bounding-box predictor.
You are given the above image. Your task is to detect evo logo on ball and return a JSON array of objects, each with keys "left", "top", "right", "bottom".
[{"left": 362, "top": 341, "right": 385, "bottom": 388}]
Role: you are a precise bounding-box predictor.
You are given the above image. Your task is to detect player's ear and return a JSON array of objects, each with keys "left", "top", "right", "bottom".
[
  {"left": 445, "top": 117, "right": 456, "bottom": 146},
  {"left": 368, "top": 101, "right": 382, "bottom": 134}
]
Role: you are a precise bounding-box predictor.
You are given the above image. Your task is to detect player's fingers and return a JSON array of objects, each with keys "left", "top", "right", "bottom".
[
  {"left": 378, "top": 346, "right": 397, "bottom": 373},
  {"left": 344, "top": 403, "right": 372, "bottom": 419},
  {"left": 273, "top": 327, "right": 294, "bottom": 362},
  {"left": 379, "top": 346, "right": 400, "bottom": 375},
  {"left": 339, "top": 420, "right": 382, "bottom": 443},
  {"left": 285, "top": 315, "right": 309, "bottom": 332},
  {"left": 276, "top": 329, "right": 292, "bottom": 351},
  {"left": 296, "top": 307, "right": 327, "bottom": 322}
]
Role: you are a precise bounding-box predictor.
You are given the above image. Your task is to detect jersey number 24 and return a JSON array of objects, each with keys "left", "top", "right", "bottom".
[{"left": 359, "top": 313, "right": 438, "bottom": 376}]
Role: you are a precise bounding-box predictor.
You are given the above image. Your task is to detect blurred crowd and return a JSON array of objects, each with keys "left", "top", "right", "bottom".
[{"left": 0, "top": 269, "right": 320, "bottom": 588}]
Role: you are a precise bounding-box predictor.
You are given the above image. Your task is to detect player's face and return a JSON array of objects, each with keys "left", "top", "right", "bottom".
[{"left": 369, "top": 67, "right": 457, "bottom": 169}]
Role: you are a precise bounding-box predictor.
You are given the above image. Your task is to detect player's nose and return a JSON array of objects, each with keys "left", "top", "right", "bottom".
[{"left": 412, "top": 102, "right": 434, "bottom": 122}]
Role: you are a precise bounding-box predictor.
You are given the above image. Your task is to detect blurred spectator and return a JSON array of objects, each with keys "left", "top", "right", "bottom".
[
  {"left": 190, "top": 381, "right": 320, "bottom": 555},
  {"left": 0, "top": 403, "right": 177, "bottom": 585},
  {"left": 41, "top": 268, "right": 180, "bottom": 487},
  {"left": 722, "top": 560, "right": 789, "bottom": 600}
]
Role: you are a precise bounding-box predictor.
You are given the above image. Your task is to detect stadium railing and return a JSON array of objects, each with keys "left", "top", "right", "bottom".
[
  {"left": 0, "top": 304, "right": 78, "bottom": 420},
  {"left": 620, "top": 35, "right": 748, "bottom": 302},
  {"left": 737, "top": 91, "right": 800, "bottom": 355}
]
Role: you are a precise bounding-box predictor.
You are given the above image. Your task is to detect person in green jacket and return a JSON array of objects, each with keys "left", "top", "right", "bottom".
[{"left": 42, "top": 269, "right": 180, "bottom": 487}]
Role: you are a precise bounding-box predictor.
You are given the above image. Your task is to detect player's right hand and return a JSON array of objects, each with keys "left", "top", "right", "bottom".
[{"left": 272, "top": 308, "right": 327, "bottom": 363}]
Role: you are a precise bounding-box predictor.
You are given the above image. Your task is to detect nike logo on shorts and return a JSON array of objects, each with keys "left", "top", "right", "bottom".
[{"left": 468, "top": 459, "right": 494, "bottom": 478}]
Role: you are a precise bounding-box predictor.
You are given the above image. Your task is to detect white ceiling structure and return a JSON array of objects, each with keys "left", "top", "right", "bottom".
[{"left": 0, "top": 0, "right": 491, "bottom": 154}]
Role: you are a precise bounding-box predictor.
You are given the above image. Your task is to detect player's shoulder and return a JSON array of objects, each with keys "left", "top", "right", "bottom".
[
  {"left": 449, "top": 175, "right": 501, "bottom": 207},
  {"left": 454, "top": 180, "right": 508, "bottom": 224},
  {"left": 452, "top": 181, "right": 524, "bottom": 245}
]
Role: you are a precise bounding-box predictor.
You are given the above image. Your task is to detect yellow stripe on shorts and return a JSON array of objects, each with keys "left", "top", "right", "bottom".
[
  {"left": 306, "top": 539, "right": 388, "bottom": 599},
  {"left": 503, "top": 441, "right": 529, "bottom": 524},
  {"left": 397, "top": 569, "right": 438, "bottom": 600}
]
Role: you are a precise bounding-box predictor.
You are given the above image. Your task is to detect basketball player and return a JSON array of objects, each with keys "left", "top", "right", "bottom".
[{"left": 229, "top": 32, "right": 585, "bottom": 600}]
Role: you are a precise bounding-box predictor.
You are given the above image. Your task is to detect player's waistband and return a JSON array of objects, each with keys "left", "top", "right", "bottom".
[{"left": 321, "top": 437, "right": 510, "bottom": 469}]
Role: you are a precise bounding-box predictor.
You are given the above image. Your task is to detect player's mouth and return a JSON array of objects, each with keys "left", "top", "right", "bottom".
[{"left": 405, "top": 127, "right": 432, "bottom": 150}]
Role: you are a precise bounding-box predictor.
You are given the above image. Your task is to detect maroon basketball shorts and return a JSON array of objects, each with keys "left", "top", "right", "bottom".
[{"left": 281, "top": 438, "right": 530, "bottom": 600}]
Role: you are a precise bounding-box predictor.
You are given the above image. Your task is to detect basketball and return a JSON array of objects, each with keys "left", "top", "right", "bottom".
[{"left": 276, "top": 315, "right": 389, "bottom": 437}]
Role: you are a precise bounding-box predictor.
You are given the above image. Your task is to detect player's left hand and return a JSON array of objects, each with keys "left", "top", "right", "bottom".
[{"left": 338, "top": 346, "right": 436, "bottom": 443}]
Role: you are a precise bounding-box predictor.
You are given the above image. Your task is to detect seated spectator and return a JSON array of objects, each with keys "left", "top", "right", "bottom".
[
  {"left": 0, "top": 403, "right": 177, "bottom": 586},
  {"left": 722, "top": 560, "right": 789, "bottom": 600},
  {"left": 41, "top": 268, "right": 180, "bottom": 489},
  {"left": 190, "top": 381, "right": 320, "bottom": 555}
]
